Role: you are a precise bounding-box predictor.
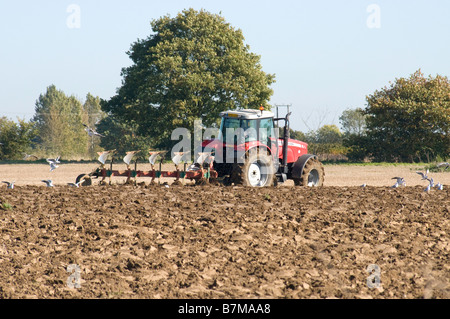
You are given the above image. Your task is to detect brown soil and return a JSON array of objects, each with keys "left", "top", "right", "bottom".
[{"left": 0, "top": 163, "right": 449, "bottom": 299}]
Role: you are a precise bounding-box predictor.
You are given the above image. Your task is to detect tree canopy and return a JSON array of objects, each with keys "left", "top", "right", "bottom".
[
  {"left": 339, "top": 108, "right": 367, "bottom": 136},
  {"left": 32, "top": 85, "right": 104, "bottom": 159},
  {"left": 364, "top": 70, "right": 450, "bottom": 162},
  {"left": 0, "top": 117, "right": 36, "bottom": 160},
  {"left": 102, "top": 8, "right": 275, "bottom": 149}
]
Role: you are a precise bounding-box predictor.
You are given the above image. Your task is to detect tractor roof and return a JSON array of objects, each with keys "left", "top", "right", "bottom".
[{"left": 220, "top": 109, "right": 275, "bottom": 120}]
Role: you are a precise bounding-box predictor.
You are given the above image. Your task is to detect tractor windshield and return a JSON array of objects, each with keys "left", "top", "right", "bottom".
[{"left": 220, "top": 118, "right": 258, "bottom": 144}]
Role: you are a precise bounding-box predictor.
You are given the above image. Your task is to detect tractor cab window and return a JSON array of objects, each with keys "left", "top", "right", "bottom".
[
  {"left": 220, "top": 118, "right": 241, "bottom": 144},
  {"left": 241, "top": 119, "right": 258, "bottom": 142},
  {"left": 220, "top": 117, "right": 258, "bottom": 144},
  {"left": 259, "top": 118, "right": 275, "bottom": 145}
]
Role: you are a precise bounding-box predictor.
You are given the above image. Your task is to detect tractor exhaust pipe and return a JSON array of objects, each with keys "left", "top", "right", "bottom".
[{"left": 282, "top": 112, "right": 292, "bottom": 174}]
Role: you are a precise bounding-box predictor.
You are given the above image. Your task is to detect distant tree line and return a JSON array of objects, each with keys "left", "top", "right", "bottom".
[{"left": 1, "top": 71, "right": 449, "bottom": 163}]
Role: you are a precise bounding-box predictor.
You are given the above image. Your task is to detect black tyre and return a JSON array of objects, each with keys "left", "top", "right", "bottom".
[
  {"left": 75, "top": 174, "right": 92, "bottom": 187},
  {"left": 232, "top": 149, "right": 275, "bottom": 187},
  {"left": 294, "top": 158, "right": 325, "bottom": 187}
]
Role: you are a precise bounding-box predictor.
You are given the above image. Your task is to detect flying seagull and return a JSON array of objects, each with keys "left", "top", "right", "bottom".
[
  {"left": 47, "top": 156, "right": 60, "bottom": 164},
  {"left": 46, "top": 160, "right": 59, "bottom": 172},
  {"left": 23, "top": 153, "right": 38, "bottom": 161},
  {"left": 427, "top": 178, "right": 435, "bottom": 188},
  {"left": 416, "top": 169, "right": 429, "bottom": 180},
  {"left": 2, "top": 181, "right": 15, "bottom": 189},
  {"left": 41, "top": 180, "right": 54, "bottom": 187},
  {"left": 83, "top": 124, "right": 105, "bottom": 138},
  {"left": 437, "top": 162, "right": 449, "bottom": 170},
  {"left": 46, "top": 157, "right": 60, "bottom": 171}
]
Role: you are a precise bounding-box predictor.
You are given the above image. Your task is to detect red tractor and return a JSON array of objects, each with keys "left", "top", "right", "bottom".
[{"left": 199, "top": 107, "right": 325, "bottom": 187}]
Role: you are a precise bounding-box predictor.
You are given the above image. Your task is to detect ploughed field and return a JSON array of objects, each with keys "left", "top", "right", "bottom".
[{"left": 0, "top": 163, "right": 449, "bottom": 299}]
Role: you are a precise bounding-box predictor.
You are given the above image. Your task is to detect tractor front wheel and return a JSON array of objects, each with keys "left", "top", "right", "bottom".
[
  {"left": 294, "top": 158, "right": 325, "bottom": 187},
  {"left": 232, "top": 149, "right": 275, "bottom": 187}
]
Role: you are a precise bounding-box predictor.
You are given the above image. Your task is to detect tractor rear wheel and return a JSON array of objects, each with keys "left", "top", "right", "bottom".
[
  {"left": 294, "top": 158, "right": 325, "bottom": 187},
  {"left": 75, "top": 174, "right": 92, "bottom": 187},
  {"left": 232, "top": 149, "right": 275, "bottom": 187}
]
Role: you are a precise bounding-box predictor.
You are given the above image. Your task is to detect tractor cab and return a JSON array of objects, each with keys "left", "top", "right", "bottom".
[{"left": 218, "top": 109, "right": 277, "bottom": 155}]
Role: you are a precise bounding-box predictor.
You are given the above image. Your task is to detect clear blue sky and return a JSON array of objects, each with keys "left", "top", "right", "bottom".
[{"left": 1, "top": 0, "right": 449, "bottom": 132}]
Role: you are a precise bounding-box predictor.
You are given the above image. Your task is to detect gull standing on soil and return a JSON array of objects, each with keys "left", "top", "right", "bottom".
[
  {"left": 392, "top": 177, "right": 406, "bottom": 187},
  {"left": 435, "top": 182, "right": 444, "bottom": 191},
  {"left": 2, "top": 181, "right": 15, "bottom": 189},
  {"left": 67, "top": 182, "right": 81, "bottom": 188},
  {"left": 41, "top": 180, "right": 54, "bottom": 187},
  {"left": 424, "top": 180, "right": 432, "bottom": 193}
]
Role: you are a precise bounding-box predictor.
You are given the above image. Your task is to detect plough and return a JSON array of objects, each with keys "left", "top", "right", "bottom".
[{"left": 75, "top": 150, "right": 218, "bottom": 186}]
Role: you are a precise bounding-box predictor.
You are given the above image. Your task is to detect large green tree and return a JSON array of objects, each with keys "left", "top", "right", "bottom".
[
  {"left": 0, "top": 117, "right": 37, "bottom": 160},
  {"left": 102, "top": 8, "right": 275, "bottom": 149},
  {"left": 33, "top": 85, "right": 89, "bottom": 158},
  {"left": 365, "top": 70, "right": 450, "bottom": 162}
]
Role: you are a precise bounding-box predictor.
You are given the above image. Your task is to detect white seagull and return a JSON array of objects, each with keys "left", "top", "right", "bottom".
[
  {"left": 47, "top": 161, "right": 59, "bottom": 172},
  {"left": 416, "top": 169, "right": 429, "bottom": 180},
  {"left": 2, "top": 181, "right": 15, "bottom": 189},
  {"left": 42, "top": 180, "right": 54, "bottom": 187},
  {"left": 47, "top": 156, "right": 60, "bottom": 164},
  {"left": 83, "top": 124, "right": 105, "bottom": 138},
  {"left": 392, "top": 177, "right": 406, "bottom": 187},
  {"left": 435, "top": 182, "right": 444, "bottom": 191},
  {"left": 424, "top": 180, "right": 432, "bottom": 193},
  {"left": 391, "top": 182, "right": 400, "bottom": 189},
  {"left": 46, "top": 157, "right": 60, "bottom": 171},
  {"left": 67, "top": 182, "right": 81, "bottom": 188},
  {"left": 23, "top": 153, "right": 38, "bottom": 161},
  {"left": 437, "top": 162, "right": 449, "bottom": 170}
]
